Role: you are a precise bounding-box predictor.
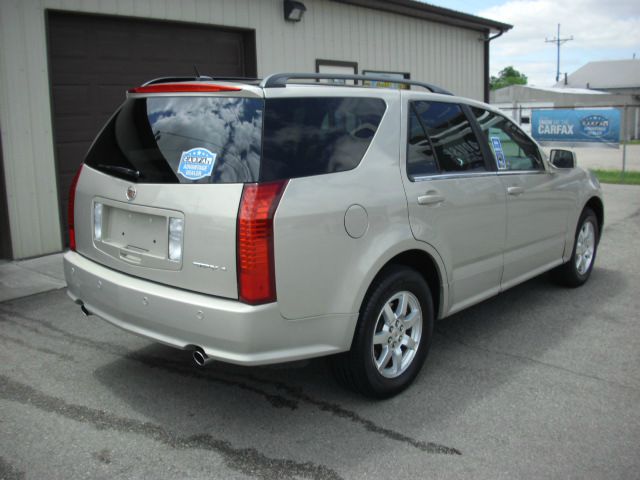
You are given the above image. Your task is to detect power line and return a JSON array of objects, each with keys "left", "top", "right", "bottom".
[{"left": 545, "top": 24, "right": 573, "bottom": 83}]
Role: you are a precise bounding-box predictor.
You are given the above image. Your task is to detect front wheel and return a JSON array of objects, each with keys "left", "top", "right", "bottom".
[
  {"left": 331, "top": 266, "right": 434, "bottom": 398},
  {"left": 553, "top": 207, "right": 599, "bottom": 287}
]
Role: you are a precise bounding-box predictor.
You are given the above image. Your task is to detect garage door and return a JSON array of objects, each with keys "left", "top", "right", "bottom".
[
  {"left": 47, "top": 11, "right": 257, "bottom": 244},
  {"left": 0, "top": 132, "right": 11, "bottom": 259}
]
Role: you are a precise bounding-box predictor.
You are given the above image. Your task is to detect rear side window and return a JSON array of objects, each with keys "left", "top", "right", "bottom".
[
  {"left": 260, "top": 97, "right": 386, "bottom": 181},
  {"left": 407, "top": 108, "right": 438, "bottom": 178},
  {"left": 85, "top": 97, "right": 263, "bottom": 183},
  {"left": 409, "top": 101, "right": 485, "bottom": 175}
]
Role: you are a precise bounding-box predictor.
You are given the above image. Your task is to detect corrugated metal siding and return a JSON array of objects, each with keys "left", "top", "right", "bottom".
[
  {"left": 0, "top": 0, "right": 485, "bottom": 258},
  {"left": 0, "top": 0, "right": 62, "bottom": 259}
]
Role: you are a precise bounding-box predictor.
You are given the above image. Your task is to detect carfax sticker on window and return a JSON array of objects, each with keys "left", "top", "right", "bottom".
[
  {"left": 490, "top": 137, "right": 507, "bottom": 170},
  {"left": 177, "top": 148, "right": 217, "bottom": 180}
]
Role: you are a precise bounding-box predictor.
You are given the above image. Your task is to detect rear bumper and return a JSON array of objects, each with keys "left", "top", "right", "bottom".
[{"left": 64, "top": 251, "right": 356, "bottom": 365}]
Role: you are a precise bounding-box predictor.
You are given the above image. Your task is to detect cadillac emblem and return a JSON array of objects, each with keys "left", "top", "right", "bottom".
[{"left": 126, "top": 185, "right": 137, "bottom": 201}]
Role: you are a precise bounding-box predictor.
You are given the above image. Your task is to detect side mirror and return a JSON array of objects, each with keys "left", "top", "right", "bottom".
[{"left": 550, "top": 149, "right": 576, "bottom": 169}]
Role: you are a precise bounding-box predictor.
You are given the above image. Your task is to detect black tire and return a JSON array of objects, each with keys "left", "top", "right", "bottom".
[
  {"left": 331, "top": 265, "right": 434, "bottom": 399},
  {"left": 552, "top": 207, "right": 599, "bottom": 287}
]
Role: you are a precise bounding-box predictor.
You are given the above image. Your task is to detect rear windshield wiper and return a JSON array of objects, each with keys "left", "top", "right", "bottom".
[{"left": 97, "top": 164, "right": 141, "bottom": 180}]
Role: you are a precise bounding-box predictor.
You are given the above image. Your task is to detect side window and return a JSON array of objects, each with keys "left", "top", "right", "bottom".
[
  {"left": 411, "top": 101, "right": 486, "bottom": 174},
  {"left": 407, "top": 108, "right": 439, "bottom": 179},
  {"left": 261, "top": 97, "right": 386, "bottom": 182},
  {"left": 471, "top": 107, "right": 543, "bottom": 171}
]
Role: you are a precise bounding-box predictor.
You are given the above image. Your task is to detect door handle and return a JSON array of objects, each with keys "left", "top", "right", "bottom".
[
  {"left": 417, "top": 192, "right": 445, "bottom": 205},
  {"left": 507, "top": 186, "right": 524, "bottom": 196}
]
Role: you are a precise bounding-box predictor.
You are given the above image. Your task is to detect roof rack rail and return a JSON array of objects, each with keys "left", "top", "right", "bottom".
[
  {"left": 207, "top": 76, "right": 261, "bottom": 83},
  {"left": 260, "top": 73, "right": 453, "bottom": 95},
  {"left": 142, "top": 76, "right": 261, "bottom": 87}
]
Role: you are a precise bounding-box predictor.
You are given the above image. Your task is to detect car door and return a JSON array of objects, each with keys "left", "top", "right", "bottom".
[
  {"left": 400, "top": 94, "right": 507, "bottom": 315},
  {"left": 469, "top": 107, "right": 573, "bottom": 289}
]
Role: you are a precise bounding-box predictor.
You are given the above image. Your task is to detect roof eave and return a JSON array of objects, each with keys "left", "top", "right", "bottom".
[{"left": 331, "top": 0, "right": 513, "bottom": 33}]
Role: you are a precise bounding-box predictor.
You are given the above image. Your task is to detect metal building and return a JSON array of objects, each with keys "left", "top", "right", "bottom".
[
  {"left": 491, "top": 84, "right": 640, "bottom": 140},
  {"left": 555, "top": 59, "right": 640, "bottom": 95},
  {"left": 0, "top": 0, "right": 510, "bottom": 259}
]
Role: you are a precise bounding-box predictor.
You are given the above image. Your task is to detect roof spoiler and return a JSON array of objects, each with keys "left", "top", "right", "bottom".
[
  {"left": 141, "top": 76, "right": 261, "bottom": 86},
  {"left": 134, "top": 73, "right": 453, "bottom": 95}
]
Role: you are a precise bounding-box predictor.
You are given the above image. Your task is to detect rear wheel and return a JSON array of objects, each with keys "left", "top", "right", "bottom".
[
  {"left": 331, "top": 266, "right": 434, "bottom": 398},
  {"left": 553, "top": 207, "right": 599, "bottom": 287}
]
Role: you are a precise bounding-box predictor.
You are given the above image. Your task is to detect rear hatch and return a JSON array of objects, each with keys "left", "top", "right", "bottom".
[{"left": 74, "top": 85, "right": 264, "bottom": 299}]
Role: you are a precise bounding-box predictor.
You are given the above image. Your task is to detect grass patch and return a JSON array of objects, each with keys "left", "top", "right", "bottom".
[
  {"left": 591, "top": 169, "right": 640, "bottom": 185},
  {"left": 625, "top": 139, "right": 640, "bottom": 145}
]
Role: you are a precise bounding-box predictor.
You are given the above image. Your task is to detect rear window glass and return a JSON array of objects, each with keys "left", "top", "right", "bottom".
[
  {"left": 85, "top": 97, "right": 263, "bottom": 183},
  {"left": 260, "top": 97, "right": 386, "bottom": 181},
  {"left": 85, "top": 95, "right": 386, "bottom": 183}
]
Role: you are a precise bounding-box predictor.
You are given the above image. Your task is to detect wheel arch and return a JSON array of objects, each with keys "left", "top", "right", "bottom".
[
  {"left": 564, "top": 194, "right": 604, "bottom": 263},
  {"left": 355, "top": 245, "right": 448, "bottom": 321},
  {"left": 584, "top": 196, "right": 604, "bottom": 240}
]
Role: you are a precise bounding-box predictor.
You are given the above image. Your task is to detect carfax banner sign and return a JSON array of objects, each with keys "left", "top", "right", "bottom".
[{"left": 531, "top": 109, "right": 621, "bottom": 147}]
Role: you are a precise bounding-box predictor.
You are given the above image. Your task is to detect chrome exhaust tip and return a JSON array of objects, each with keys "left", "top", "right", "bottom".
[{"left": 193, "top": 349, "right": 213, "bottom": 367}]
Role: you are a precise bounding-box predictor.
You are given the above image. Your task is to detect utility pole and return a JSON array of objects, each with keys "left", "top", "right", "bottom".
[{"left": 545, "top": 24, "right": 573, "bottom": 83}]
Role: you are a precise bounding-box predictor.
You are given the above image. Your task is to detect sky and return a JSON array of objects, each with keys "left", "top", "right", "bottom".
[{"left": 425, "top": 0, "right": 640, "bottom": 86}]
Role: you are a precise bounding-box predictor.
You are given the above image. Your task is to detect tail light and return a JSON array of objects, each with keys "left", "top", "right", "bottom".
[
  {"left": 237, "top": 180, "right": 288, "bottom": 304},
  {"left": 68, "top": 164, "right": 84, "bottom": 251}
]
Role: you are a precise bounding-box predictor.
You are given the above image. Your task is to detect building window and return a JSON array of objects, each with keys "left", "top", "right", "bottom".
[
  {"left": 315, "top": 59, "right": 358, "bottom": 85},
  {"left": 362, "top": 70, "right": 411, "bottom": 90}
]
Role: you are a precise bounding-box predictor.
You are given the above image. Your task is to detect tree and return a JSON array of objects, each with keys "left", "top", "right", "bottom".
[{"left": 490, "top": 66, "right": 528, "bottom": 90}]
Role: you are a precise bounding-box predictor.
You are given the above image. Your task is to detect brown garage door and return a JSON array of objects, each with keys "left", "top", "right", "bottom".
[
  {"left": 46, "top": 10, "right": 257, "bottom": 244},
  {"left": 0, "top": 131, "right": 12, "bottom": 259}
]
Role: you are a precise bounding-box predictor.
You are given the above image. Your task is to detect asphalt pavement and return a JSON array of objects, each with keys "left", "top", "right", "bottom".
[{"left": 1, "top": 184, "right": 639, "bottom": 480}]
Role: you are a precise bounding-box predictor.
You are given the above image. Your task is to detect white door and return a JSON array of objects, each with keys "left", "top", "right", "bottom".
[
  {"left": 469, "top": 107, "right": 573, "bottom": 288},
  {"left": 400, "top": 95, "right": 507, "bottom": 314}
]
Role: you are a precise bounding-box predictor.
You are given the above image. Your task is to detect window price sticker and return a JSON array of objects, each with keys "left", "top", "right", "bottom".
[
  {"left": 490, "top": 137, "right": 507, "bottom": 170},
  {"left": 177, "top": 147, "right": 217, "bottom": 180}
]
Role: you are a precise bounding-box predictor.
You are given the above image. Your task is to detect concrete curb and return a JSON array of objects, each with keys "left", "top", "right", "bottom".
[{"left": 0, "top": 253, "right": 66, "bottom": 302}]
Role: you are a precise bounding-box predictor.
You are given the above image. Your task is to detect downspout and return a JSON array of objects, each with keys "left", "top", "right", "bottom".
[{"left": 483, "top": 29, "right": 505, "bottom": 103}]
